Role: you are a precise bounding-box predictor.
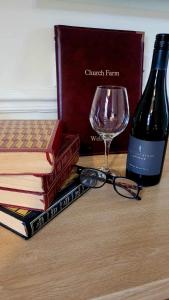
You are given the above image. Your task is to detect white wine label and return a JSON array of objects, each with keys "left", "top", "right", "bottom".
[{"left": 127, "top": 136, "right": 165, "bottom": 175}]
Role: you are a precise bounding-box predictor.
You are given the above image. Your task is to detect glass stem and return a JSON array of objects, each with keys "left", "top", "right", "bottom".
[{"left": 104, "top": 139, "right": 112, "bottom": 171}]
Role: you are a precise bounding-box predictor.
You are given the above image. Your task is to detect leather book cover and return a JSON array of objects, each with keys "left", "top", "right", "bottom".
[
  {"left": 0, "top": 120, "right": 62, "bottom": 174},
  {"left": 54, "top": 25, "right": 144, "bottom": 155}
]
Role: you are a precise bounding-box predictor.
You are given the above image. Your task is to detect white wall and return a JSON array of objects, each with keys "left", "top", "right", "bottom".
[{"left": 0, "top": 0, "right": 169, "bottom": 119}]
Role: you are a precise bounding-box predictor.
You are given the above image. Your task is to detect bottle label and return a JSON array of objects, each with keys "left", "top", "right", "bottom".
[{"left": 127, "top": 136, "right": 165, "bottom": 175}]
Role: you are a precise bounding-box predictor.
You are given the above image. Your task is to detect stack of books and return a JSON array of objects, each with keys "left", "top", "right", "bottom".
[{"left": 0, "top": 120, "right": 89, "bottom": 239}]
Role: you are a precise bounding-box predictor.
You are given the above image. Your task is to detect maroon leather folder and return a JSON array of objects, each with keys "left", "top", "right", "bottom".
[{"left": 54, "top": 25, "right": 144, "bottom": 155}]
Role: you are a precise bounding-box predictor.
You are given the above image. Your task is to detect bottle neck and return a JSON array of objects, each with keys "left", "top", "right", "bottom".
[{"left": 151, "top": 49, "right": 169, "bottom": 71}]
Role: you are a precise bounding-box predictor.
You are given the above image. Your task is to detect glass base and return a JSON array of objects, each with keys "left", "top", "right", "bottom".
[{"left": 99, "top": 167, "right": 120, "bottom": 176}]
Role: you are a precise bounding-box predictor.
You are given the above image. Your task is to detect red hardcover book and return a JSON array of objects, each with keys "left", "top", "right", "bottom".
[
  {"left": 54, "top": 25, "right": 144, "bottom": 155},
  {"left": 0, "top": 134, "right": 80, "bottom": 211},
  {"left": 0, "top": 120, "right": 62, "bottom": 174},
  {"left": 0, "top": 134, "right": 80, "bottom": 193}
]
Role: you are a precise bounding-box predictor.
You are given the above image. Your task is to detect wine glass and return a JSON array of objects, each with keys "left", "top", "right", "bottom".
[{"left": 90, "top": 85, "right": 129, "bottom": 173}]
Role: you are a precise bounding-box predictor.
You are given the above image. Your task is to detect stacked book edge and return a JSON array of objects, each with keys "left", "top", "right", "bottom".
[{"left": 0, "top": 120, "right": 88, "bottom": 239}]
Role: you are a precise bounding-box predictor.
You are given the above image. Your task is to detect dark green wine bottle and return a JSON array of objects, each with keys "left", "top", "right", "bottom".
[{"left": 126, "top": 33, "right": 169, "bottom": 186}]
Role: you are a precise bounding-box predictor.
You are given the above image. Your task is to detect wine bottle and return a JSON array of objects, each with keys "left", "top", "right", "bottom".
[{"left": 126, "top": 33, "right": 169, "bottom": 186}]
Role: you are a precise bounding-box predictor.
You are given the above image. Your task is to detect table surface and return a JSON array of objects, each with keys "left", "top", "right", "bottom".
[{"left": 1, "top": 152, "right": 169, "bottom": 300}]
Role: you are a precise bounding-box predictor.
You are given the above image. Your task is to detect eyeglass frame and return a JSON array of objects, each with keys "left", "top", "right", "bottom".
[{"left": 75, "top": 165, "right": 142, "bottom": 200}]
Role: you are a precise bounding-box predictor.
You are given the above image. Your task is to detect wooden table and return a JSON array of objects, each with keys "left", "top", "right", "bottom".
[{"left": 1, "top": 152, "right": 169, "bottom": 300}]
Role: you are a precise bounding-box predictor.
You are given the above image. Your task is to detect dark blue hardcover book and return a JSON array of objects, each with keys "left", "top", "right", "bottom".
[{"left": 0, "top": 173, "right": 89, "bottom": 239}]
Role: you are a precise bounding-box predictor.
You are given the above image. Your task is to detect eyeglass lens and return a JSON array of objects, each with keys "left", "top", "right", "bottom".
[
  {"left": 114, "top": 177, "right": 139, "bottom": 198},
  {"left": 80, "top": 168, "right": 106, "bottom": 188}
]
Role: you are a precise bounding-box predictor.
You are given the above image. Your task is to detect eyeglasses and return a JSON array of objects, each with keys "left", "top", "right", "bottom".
[{"left": 76, "top": 165, "right": 142, "bottom": 200}]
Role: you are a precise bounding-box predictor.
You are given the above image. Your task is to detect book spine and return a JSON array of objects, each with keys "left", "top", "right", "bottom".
[
  {"left": 42, "top": 136, "right": 80, "bottom": 191},
  {"left": 43, "top": 154, "right": 79, "bottom": 210},
  {"left": 47, "top": 119, "right": 63, "bottom": 155},
  {"left": 26, "top": 183, "right": 89, "bottom": 239}
]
